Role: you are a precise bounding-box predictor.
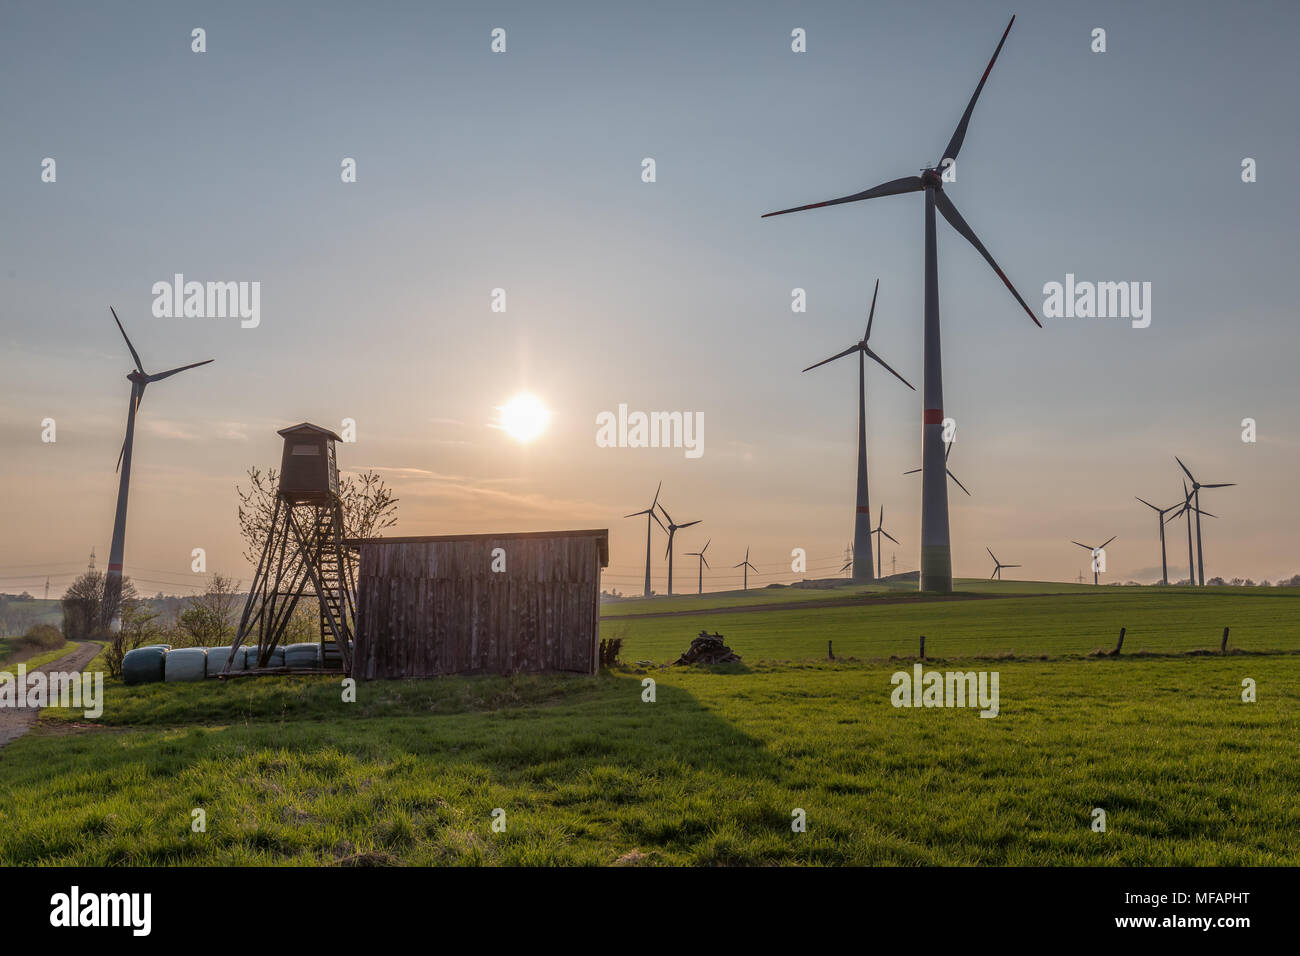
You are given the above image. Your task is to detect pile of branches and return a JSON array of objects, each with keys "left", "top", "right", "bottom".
[
  {"left": 599, "top": 636, "right": 622, "bottom": 668},
  {"left": 673, "top": 630, "right": 741, "bottom": 665}
]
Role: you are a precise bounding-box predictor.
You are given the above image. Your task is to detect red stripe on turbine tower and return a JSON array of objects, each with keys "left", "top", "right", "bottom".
[
  {"left": 108, "top": 563, "right": 123, "bottom": 571},
  {"left": 923, "top": 409, "right": 944, "bottom": 425}
]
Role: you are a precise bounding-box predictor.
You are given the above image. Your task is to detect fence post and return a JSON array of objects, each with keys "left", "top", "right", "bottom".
[
  {"left": 1221, "top": 626, "right": 1230, "bottom": 654},
  {"left": 827, "top": 640, "right": 833, "bottom": 660},
  {"left": 1114, "top": 627, "right": 1126, "bottom": 656},
  {"left": 919, "top": 635, "right": 926, "bottom": 660}
]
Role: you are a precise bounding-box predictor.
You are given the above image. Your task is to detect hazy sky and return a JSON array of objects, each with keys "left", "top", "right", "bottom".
[{"left": 2, "top": 0, "right": 1298, "bottom": 598}]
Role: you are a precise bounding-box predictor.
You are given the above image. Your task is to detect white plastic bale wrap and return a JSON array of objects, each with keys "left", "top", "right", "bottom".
[
  {"left": 163, "top": 647, "right": 208, "bottom": 682},
  {"left": 203, "top": 646, "right": 245, "bottom": 675}
]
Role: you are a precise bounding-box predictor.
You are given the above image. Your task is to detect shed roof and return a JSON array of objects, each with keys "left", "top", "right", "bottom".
[
  {"left": 345, "top": 529, "right": 609, "bottom": 567},
  {"left": 277, "top": 422, "right": 343, "bottom": 442}
]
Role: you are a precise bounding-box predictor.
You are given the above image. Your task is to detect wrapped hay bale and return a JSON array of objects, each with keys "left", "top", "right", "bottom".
[
  {"left": 203, "top": 646, "right": 245, "bottom": 675},
  {"left": 245, "top": 645, "right": 286, "bottom": 669},
  {"left": 283, "top": 642, "right": 322, "bottom": 669},
  {"left": 122, "top": 646, "right": 168, "bottom": 685},
  {"left": 163, "top": 647, "right": 207, "bottom": 682}
]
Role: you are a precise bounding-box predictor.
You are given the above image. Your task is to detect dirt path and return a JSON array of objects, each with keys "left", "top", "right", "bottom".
[
  {"left": 0, "top": 641, "right": 101, "bottom": 748},
  {"left": 601, "top": 591, "right": 1033, "bottom": 621}
]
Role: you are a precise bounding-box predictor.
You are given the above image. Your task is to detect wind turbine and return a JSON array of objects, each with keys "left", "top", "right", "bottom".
[
  {"left": 986, "top": 546, "right": 1020, "bottom": 581},
  {"left": 1071, "top": 536, "right": 1116, "bottom": 586},
  {"left": 870, "top": 506, "right": 900, "bottom": 581},
  {"left": 657, "top": 502, "right": 700, "bottom": 597},
  {"left": 625, "top": 481, "right": 666, "bottom": 597},
  {"left": 802, "top": 279, "right": 914, "bottom": 583},
  {"left": 733, "top": 546, "right": 759, "bottom": 591},
  {"left": 1168, "top": 480, "right": 1216, "bottom": 586},
  {"left": 763, "top": 15, "right": 1038, "bottom": 595},
  {"left": 905, "top": 440, "right": 971, "bottom": 497},
  {"left": 1175, "top": 457, "right": 1235, "bottom": 586},
  {"left": 1135, "top": 496, "right": 1180, "bottom": 585},
  {"left": 103, "top": 307, "right": 213, "bottom": 630},
  {"left": 685, "top": 539, "right": 711, "bottom": 595}
]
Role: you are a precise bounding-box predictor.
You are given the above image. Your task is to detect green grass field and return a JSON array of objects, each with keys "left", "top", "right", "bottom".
[{"left": 2, "top": 583, "right": 1297, "bottom": 865}]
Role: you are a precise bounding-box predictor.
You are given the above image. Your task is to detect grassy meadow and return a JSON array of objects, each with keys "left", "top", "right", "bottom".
[{"left": 1, "top": 582, "right": 1297, "bottom": 865}]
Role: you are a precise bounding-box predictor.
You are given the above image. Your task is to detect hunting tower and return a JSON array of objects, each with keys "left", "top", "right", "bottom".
[{"left": 226, "top": 423, "right": 354, "bottom": 673}]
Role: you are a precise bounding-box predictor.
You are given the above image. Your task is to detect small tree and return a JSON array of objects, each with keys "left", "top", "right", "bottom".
[
  {"left": 61, "top": 571, "right": 138, "bottom": 641},
  {"left": 104, "top": 602, "right": 161, "bottom": 678},
  {"left": 178, "top": 572, "right": 242, "bottom": 646},
  {"left": 236, "top": 465, "right": 398, "bottom": 585}
]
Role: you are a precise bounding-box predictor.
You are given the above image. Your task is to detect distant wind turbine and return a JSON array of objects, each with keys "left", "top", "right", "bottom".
[
  {"left": 104, "top": 307, "right": 213, "bottom": 630},
  {"left": 625, "top": 481, "right": 666, "bottom": 597},
  {"left": 986, "top": 547, "right": 1020, "bottom": 581},
  {"left": 763, "top": 15, "right": 1038, "bottom": 594},
  {"left": 685, "top": 539, "right": 711, "bottom": 596},
  {"left": 733, "top": 546, "right": 759, "bottom": 591},
  {"left": 1168, "top": 480, "right": 1216, "bottom": 586},
  {"left": 801, "top": 279, "right": 914, "bottom": 583},
  {"left": 1071, "top": 536, "right": 1116, "bottom": 586},
  {"left": 1135, "top": 496, "right": 1181, "bottom": 585},
  {"left": 870, "top": 507, "right": 900, "bottom": 581},
  {"left": 657, "top": 502, "right": 700, "bottom": 597},
  {"left": 1175, "top": 457, "right": 1235, "bottom": 586}
]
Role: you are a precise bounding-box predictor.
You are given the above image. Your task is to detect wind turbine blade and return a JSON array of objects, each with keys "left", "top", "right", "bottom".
[
  {"left": 624, "top": 509, "right": 648, "bottom": 518},
  {"left": 990, "top": 569, "right": 997, "bottom": 580},
  {"left": 651, "top": 480, "right": 662, "bottom": 509},
  {"left": 1175, "top": 457, "right": 1195, "bottom": 484},
  {"left": 1099, "top": 535, "right": 1117, "bottom": 550},
  {"left": 903, "top": 467, "right": 921, "bottom": 475},
  {"left": 1201, "top": 482, "right": 1235, "bottom": 489},
  {"left": 883, "top": 530, "right": 899, "bottom": 545},
  {"left": 802, "top": 343, "right": 860, "bottom": 373},
  {"left": 945, "top": 440, "right": 953, "bottom": 462},
  {"left": 986, "top": 546, "right": 997, "bottom": 562},
  {"left": 1135, "top": 496, "right": 1158, "bottom": 511},
  {"left": 657, "top": 502, "right": 674, "bottom": 525},
  {"left": 1071, "top": 541, "right": 1093, "bottom": 551},
  {"left": 839, "top": 561, "right": 852, "bottom": 572},
  {"left": 115, "top": 438, "right": 127, "bottom": 473},
  {"left": 864, "top": 347, "right": 916, "bottom": 391},
  {"left": 940, "top": 15, "right": 1016, "bottom": 166},
  {"left": 865, "top": 279, "right": 880, "bottom": 341},
  {"left": 948, "top": 469, "right": 971, "bottom": 496},
  {"left": 935, "top": 190, "right": 1041, "bottom": 327},
  {"left": 147, "top": 358, "right": 213, "bottom": 383},
  {"left": 762, "top": 176, "right": 925, "bottom": 218},
  {"left": 679, "top": 520, "right": 702, "bottom": 529},
  {"left": 701, "top": 556, "right": 710, "bottom": 569},
  {"left": 110, "top": 307, "right": 146, "bottom": 374},
  {"left": 651, "top": 511, "right": 667, "bottom": 533},
  {"left": 748, "top": 563, "right": 760, "bottom": 574},
  {"left": 702, "top": 539, "right": 711, "bottom": 553},
  {"left": 1006, "top": 564, "right": 1021, "bottom": 569}
]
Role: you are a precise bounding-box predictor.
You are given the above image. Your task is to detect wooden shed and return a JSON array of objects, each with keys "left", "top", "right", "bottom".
[{"left": 348, "top": 529, "right": 609, "bottom": 680}]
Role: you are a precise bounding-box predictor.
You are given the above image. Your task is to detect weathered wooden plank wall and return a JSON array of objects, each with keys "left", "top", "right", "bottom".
[{"left": 353, "top": 532, "right": 606, "bottom": 680}]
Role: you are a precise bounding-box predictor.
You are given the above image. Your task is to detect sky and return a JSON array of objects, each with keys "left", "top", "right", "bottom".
[{"left": 1, "top": 0, "right": 1298, "bottom": 598}]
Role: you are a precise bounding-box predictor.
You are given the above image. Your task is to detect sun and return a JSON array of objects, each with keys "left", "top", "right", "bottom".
[{"left": 498, "top": 393, "right": 550, "bottom": 443}]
